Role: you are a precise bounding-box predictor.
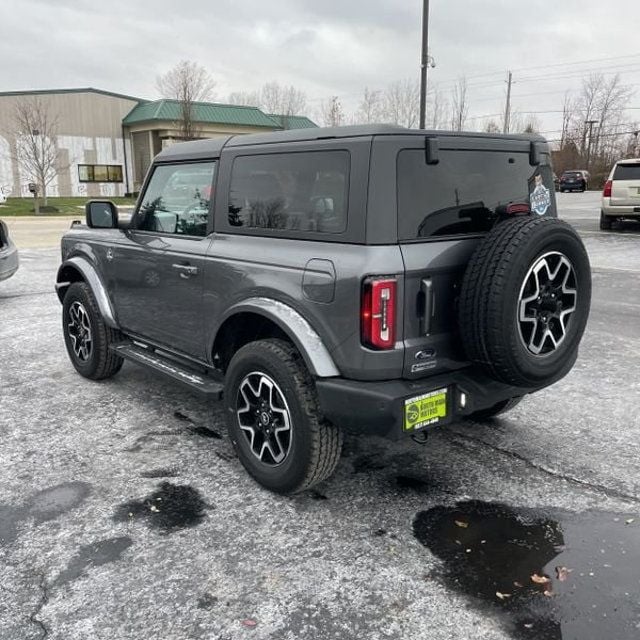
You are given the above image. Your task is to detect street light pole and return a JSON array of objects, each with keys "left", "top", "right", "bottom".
[{"left": 419, "top": 0, "right": 430, "bottom": 129}]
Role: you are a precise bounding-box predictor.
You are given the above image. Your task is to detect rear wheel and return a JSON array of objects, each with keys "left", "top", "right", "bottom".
[
  {"left": 62, "top": 282, "right": 124, "bottom": 380},
  {"left": 458, "top": 216, "right": 591, "bottom": 387},
  {"left": 224, "top": 339, "right": 343, "bottom": 494},
  {"left": 599, "top": 211, "right": 613, "bottom": 231}
]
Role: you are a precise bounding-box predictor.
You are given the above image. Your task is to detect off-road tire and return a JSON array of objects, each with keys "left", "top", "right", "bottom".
[
  {"left": 224, "top": 339, "right": 343, "bottom": 494},
  {"left": 62, "top": 282, "right": 124, "bottom": 380},
  {"left": 458, "top": 216, "right": 591, "bottom": 387},
  {"left": 599, "top": 211, "right": 613, "bottom": 231},
  {"left": 468, "top": 397, "right": 523, "bottom": 421}
]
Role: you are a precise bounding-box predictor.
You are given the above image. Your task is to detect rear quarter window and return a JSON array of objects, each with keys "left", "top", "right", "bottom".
[
  {"left": 397, "top": 149, "right": 556, "bottom": 240},
  {"left": 227, "top": 151, "right": 349, "bottom": 235}
]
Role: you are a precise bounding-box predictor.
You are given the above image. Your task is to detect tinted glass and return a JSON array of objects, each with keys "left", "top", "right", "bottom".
[
  {"left": 613, "top": 164, "right": 640, "bottom": 180},
  {"left": 562, "top": 172, "right": 583, "bottom": 179},
  {"left": 228, "top": 152, "right": 349, "bottom": 234},
  {"left": 135, "top": 162, "right": 216, "bottom": 237},
  {"left": 398, "top": 149, "right": 556, "bottom": 240}
]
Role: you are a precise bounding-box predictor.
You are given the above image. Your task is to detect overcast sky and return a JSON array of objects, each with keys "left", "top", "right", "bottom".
[{"left": 2, "top": 0, "right": 640, "bottom": 136}]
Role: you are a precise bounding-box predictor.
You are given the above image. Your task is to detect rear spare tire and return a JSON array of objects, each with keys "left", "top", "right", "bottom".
[{"left": 458, "top": 216, "right": 591, "bottom": 387}]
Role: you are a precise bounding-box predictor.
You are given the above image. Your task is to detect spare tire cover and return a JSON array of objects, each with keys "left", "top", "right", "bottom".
[{"left": 458, "top": 216, "right": 591, "bottom": 387}]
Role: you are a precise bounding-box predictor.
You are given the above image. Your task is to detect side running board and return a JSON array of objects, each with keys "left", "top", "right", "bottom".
[{"left": 110, "top": 343, "right": 224, "bottom": 399}]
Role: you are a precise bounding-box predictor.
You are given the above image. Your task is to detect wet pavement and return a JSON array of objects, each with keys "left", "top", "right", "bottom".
[{"left": 1, "top": 192, "right": 639, "bottom": 639}]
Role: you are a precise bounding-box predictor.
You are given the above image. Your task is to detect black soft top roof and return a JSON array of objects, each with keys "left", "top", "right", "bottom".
[{"left": 155, "top": 125, "right": 547, "bottom": 161}]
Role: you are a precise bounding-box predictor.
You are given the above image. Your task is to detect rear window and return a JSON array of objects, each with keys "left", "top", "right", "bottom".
[
  {"left": 228, "top": 151, "right": 349, "bottom": 234},
  {"left": 562, "top": 172, "right": 583, "bottom": 179},
  {"left": 613, "top": 164, "right": 640, "bottom": 181},
  {"left": 397, "top": 149, "right": 555, "bottom": 240}
]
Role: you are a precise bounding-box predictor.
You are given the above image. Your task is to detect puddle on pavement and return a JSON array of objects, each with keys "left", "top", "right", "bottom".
[
  {"left": 113, "top": 482, "right": 208, "bottom": 532},
  {"left": 27, "top": 482, "right": 92, "bottom": 523},
  {"left": 54, "top": 536, "right": 133, "bottom": 586},
  {"left": 413, "top": 501, "right": 640, "bottom": 639},
  {"left": 0, "top": 482, "right": 92, "bottom": 545}
]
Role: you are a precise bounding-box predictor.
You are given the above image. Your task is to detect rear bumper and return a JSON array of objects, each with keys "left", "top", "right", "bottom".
[
  {"left": 601, "top": 200, "right": 640, "bottom": 216},
  {"left": 315, "top": 368, "right": 537, "bottom": 440}
]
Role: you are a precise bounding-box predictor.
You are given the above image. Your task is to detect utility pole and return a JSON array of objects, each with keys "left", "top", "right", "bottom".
[
  {"left": 503, "top": 71, "right": 513, "bottom": 134},
  {"left": 585, "top": 119, "right": 599, "bottom": 170},
  {"left": 419, "top": 0, "right": 430, "bottom": 129}
]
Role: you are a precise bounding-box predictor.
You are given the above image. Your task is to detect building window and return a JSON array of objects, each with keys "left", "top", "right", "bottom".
[{"left": 78, "top": 164, "right": 124, "bottom": 183}]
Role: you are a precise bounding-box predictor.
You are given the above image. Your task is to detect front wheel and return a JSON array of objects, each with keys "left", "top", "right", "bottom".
[
  {"left": 62, "top": 282, "right": 124, "bottom": 380},
  {"left": 224, "top": 339, "right": 343, "bottom": 494}
]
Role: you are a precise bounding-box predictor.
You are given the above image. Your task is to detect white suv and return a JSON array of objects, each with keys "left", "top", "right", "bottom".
[{"left": 601, "top": 159, "right": 640, "bottom": 230}]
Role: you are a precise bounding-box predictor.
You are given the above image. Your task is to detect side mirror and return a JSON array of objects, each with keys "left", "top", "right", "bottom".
[{"left": 85, "top": 200, "right": 118, "bottom": 229}]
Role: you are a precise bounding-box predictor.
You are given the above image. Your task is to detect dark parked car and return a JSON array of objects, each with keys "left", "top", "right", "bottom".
[
  {"left": 559, "top": 170, "right": 589, "bottom": 192},
  {"left": 0, "top": 219, "right": 19, "bottom": 281},
  {"left": 56, "top": 125, "right": 592, "bottom": 493}
]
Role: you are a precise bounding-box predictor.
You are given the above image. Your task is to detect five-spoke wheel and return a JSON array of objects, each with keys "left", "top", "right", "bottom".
[{"left": 518, "top": 251, "right": 577, "bottom": 356}]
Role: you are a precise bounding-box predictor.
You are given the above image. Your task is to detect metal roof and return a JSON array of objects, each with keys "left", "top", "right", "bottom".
[
  {"left": 267, "top": 114, "right": 318, "bottom": 129},
  {"left": 123, "top": 99, "right": 280, "bottom": 128},
  {"left": 0, "top": 87, "right": 142, "bottom": 102}
]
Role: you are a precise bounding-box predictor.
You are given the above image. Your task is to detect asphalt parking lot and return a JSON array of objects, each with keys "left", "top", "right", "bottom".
[{"left": 1, "top": 192, "right": 639, "bottom": 640}]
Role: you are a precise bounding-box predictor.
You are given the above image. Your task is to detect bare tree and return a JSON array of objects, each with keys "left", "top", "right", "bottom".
[
  {"left": 156, "top": 60, "right": 216, "bottom": 140},
  {"left": 484, "top": 119, "right": 501, "bottom": 133},
  {"left": 450, "top": 77, "right": 469, "bottom": 132},
  {"left": 382, "top": 79, "right": 420, "bottom": 128},
  {"left": 261, "top": 82, "right": 307, "bottom": 117},
  {"left": 9, "top": 97, "right": 63, "bottom": 213},
  {"left": 321, "top": 96, "right": 344, "bottom": 127},
  {"left": 428, "top": 84, "right": 448, "bottom": 129},
  {"left": 357, "top": 87, "right": 383, "bottom": 124},
  {"left": 227, "top": 90, "right": 262, "bottom": 107}
]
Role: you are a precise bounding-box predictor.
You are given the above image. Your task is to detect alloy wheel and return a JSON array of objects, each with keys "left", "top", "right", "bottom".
[
  {"left": 518, "top": 251, "right": 578, "bottom": 356},
  {"left": 67, "top": 301, "right": 93, "bottom": 362},
  {"left": 236, "top": 372, "right": 292, "bottom": 466}
]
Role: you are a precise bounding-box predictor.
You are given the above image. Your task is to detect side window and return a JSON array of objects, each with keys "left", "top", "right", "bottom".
[
  {"left": 135, "top": 162, "right": 216, "bottom": 237},
  {"left": 227, "top": 151, "right": 349, "bottom": 234}
]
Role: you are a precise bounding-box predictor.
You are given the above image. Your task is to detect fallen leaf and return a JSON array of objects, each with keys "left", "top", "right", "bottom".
[
  {"left": 555, "top": 566, "right": 573, "bottom": 582},
  {"left": 465, "top": 548, "right": 472, "bottom": 553},
  {"left": 454, "top": 520, "right": 469, "bottom": 529},
  {"left": 625, "top": 518, "right": 635, "bottom": 525},
  {"left": 531, "top": 573, "right": 551, "bottom": 585},
  {"left": 496, "top": 592, "right": 511, "bottom": 600},
  {"left": 523, "top": 623, "right": 534, "bottom": 629},
  {"left": 513, "top": 581, "right": 524, "bottom": 588},
  {"left": 241, "top": 619, "right": 257, "bottom": 628},
  {"left": 149, "top": 504, "right": 160, "bottom": 513},
  {"left": 543, "top": 589, "right": 554, "bottom": 597}
]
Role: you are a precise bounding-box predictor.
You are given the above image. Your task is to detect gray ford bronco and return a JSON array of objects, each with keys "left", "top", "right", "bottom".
[{"left": 56, "top": 125, "right": 591, "bottom": 493}]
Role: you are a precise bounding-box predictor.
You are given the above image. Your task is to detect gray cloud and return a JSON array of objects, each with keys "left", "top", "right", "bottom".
[{"left": 1, "top": 0, "right": 639, "bottom": 134}]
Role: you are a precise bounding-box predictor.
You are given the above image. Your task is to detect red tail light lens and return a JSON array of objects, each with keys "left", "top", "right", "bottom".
[
  {"left": 603, "top": 180, "right": 612, "bottom": 198},
  {"left": 506, "top": 203, "right": 531, "bottom": 215},
  {"left": 361, "top": 277, "right": 397, "bottom": 350}
]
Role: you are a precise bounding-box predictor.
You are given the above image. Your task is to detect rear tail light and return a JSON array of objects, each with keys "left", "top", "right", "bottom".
[
  {"left": 603, "top": 180, "right": 612, "bottom": 198},
  {"left": 506, "top": 203, "right": 531, "bottom": 215},
  {"left": 361, "top": 277, "right": 397, "bottom": 350}
]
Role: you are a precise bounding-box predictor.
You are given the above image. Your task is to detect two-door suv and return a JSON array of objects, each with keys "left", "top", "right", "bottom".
[{"left": 56, "top": 125, "right": 591, "bottom": 493}]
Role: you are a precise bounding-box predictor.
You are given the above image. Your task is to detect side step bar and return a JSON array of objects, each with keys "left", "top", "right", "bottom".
[{"left": 110, "top": 343, "right": 224, "bottom": 399}]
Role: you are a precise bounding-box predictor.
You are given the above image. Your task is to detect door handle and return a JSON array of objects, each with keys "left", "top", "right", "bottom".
[{"left": 172, "top": 263, "right": 199, "bottom": 278}]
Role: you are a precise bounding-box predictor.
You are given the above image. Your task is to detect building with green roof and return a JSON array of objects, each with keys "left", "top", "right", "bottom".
[{"left": 0, "top": 88, "right": 317, "bottom": 197}]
